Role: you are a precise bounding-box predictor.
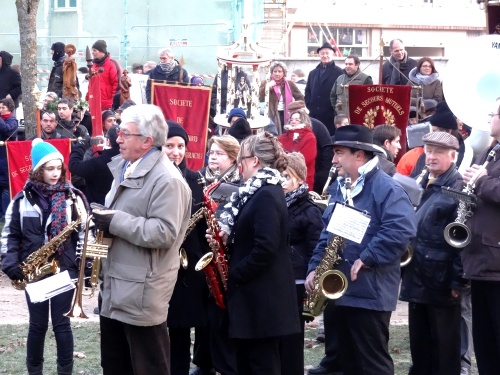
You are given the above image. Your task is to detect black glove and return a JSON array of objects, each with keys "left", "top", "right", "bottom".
[
  {"left": 6, "top": 266, "right": 24, "bottom": 281},
  {"left": 78, "top": 135, "right": 92, "bottom": 149},
  {"left": 91, "top": 202, "right": 116, "bottom": 231}
]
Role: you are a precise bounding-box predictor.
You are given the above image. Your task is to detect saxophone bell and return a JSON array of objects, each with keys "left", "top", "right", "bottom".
[
  {"left": 400, "top": 246, "right": 414, "bottom": 267},
  {"left": 179, "top": 249, "right": 188, "bottom": 270}
]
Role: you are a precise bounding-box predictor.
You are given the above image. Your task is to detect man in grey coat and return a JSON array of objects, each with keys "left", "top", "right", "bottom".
[{"left": 92, "top": 104, "right": 192, "bottom": 375}]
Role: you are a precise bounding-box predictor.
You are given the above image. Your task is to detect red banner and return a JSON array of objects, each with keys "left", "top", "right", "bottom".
[
  {"left": 152, "top": 82, "right": 210, "bottom": 171},
  {"left": 6, "top": 139, "right": 72, "bottom": 199},
  {"left": 88, "top": 73, "right": 103, "bottom": 153},
  {"left": 348, "top": 84, "right": 411, "bottom": 163}
]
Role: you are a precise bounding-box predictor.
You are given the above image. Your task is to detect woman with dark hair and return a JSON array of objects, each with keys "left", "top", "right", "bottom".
[
  {"left": 1, "top": 138, "right": 89, "bottom": 375},
  {"left": 259, "top": 61, "right": 304, "bottom": 134},
  {"left": 278, "top": 110, "right": 317, "bottom": 190},
  {"left": 408, "top": 57, "right": 443, "bottom": 104},
  {"left": 214, "top": 132, "right": 300, "bottom": 375}
]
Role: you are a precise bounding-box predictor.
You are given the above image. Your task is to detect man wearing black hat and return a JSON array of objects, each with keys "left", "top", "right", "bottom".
[
  {"left": 305, "top": 125, "right": 416, "bottom": 375},
  {"left": 0, "top": 50, "right": 21, "bottom": 108},
  {"left": 85, "top": 39, "right": 122, "bottom": 110},
  {"left": 48, "top": 42, "right": 81, "bottom": 100},
  {"left": 304, "top": 43, "right": 343, "bottom": 136}
]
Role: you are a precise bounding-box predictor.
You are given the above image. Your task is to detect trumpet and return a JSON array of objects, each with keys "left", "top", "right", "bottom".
[
  {"left": 443, "top": 144, "right": 500, "bottom": 248},
  {"left": 66, "top": 215, "right": 108, "bottom": 318}
]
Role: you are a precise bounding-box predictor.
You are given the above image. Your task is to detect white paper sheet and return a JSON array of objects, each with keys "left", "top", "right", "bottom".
[{"left": 25, "top": 271, "right": 75, "bottom": 303}]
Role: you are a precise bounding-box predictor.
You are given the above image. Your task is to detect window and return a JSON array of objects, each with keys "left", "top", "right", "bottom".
[{"left": 55, "top": 0, "right": 77, "bottom": 10}]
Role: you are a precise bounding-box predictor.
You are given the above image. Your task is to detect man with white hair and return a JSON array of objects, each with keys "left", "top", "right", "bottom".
[
  {"left": 146, "top": 48, "right": 189, "bottom": 103},
  {"left": 91, "top": 104, "right": 192, "bottom": 375}
]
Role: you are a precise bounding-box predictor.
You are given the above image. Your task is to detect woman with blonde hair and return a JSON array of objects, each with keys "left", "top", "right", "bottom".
[
  {"left": 278, "top": 110, "right": 317, "bottom": 190},
  {"left": 199, "top": 135, "right": 241, "bottom": 184},
  {"left": 259, "top": 61, "right": 304, "bottom": 134}
]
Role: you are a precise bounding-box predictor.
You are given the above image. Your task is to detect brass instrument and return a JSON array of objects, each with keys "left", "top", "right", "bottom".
[
  {"left": 443, "top": 144, "right": 500, "bottom": 248},
  {"left": 12, "top": 193, "right": 82, "bottom": 290},
  {"left": 400, "top": 165, "right": 429, "bottom": 267},
  {"left": 309, "top": 165, "right": 338, "bottom": 210},
  {"left": 179, "top": 207, "right": 205, "bottom": 269},
  {"left": 195, "top": 178, "right": 229, "bottom": 310},
  {"left": 66, "top": 215, "right": 108, "bottom": 318},
  {"left": 303, "top": 175, "right": 351, "bottom": 317}
]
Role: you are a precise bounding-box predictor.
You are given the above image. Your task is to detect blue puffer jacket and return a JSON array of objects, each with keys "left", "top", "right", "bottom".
[
  {"left": 308, "top": 162, "right": 417, "bottom": 311},
  {"left": 0, "top": 115, "right": 18, "bottom": 187}
]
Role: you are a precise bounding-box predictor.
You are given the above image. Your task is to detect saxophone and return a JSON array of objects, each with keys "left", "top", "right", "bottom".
[
  {"left": 303, "top": 175, "right": 352, "bottom": 317},
  {"left": 195, "top": 175, "right": 229, "bottom": 310},
  {"left": 12, "top": 192, "right": 82, "bottom": 291}
]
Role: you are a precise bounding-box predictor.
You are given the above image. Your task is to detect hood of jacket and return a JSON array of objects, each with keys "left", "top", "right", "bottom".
[{"left": 0, "top": 51, "right": 13, "bottom": 67}]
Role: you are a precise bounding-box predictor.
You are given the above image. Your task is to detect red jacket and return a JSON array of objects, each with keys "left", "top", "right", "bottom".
[
  {"left": 86, "top": 54, "right": 121, "bottom": 110},
  {"left": 278, "top": 127, "right": 317, "bottom": 190}
]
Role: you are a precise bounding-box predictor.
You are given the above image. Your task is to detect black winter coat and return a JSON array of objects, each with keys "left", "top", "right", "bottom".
[
  {"left": 168, "top": 160, "right": 210, "bottom": 328},
  {"left": 400, "top": 164, "right": 466, "bottom": 306},
  {"left": 311, "top": 117, "right": 334, "bottom": 194},
  {"left": 47, "top": 59, "right": 81, "bottom": 99},
  {"left": 226, "top": 184, "right": 300, "bottom": 339},
  {"left": 146, "top": 64, "right": 189, "bottom": 103},
  {"left": 0, "top": 51, "right": 22, "bottom": 107},
  {"left": 287, "top": 192, "right": 323, "bottom": 280},
  {"left": 0, "top": 115, "right": 18, "bottom": 187},
  {"left": 305, "top": 61, "right": 343, "bottom": 135},
  {"left": 68, "top": 143, "right": 120, "bottom": 205}
]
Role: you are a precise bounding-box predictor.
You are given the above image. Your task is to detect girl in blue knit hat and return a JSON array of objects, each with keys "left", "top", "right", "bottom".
[{"left": 1, "top": 138, "right": 90, "bottom": 375}]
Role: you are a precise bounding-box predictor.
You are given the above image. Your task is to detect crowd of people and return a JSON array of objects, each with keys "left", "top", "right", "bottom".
[{"left": 0, "top": 36, "right": 498, "bottom": 375}]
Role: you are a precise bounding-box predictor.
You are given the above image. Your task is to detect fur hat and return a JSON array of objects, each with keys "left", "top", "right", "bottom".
[
  {"left": 92, "top": 40, "right": 107, "bottom": 54},
  {"left": 167, "top": 120, "right": 189, "bottom": 146},
  {"left": 51, "top": 42, "right": 66, "bottom": 62},
  {"left": 227, "top": 107, "right": 247, "bottom": 123},
  {"left": 228, "top": 118, "right": 252, "bottom": 143},
  {"left": 286, "top": 152, "right": 307, "bottom": 182},
  {"left": 31, "top": 138, "right": 64, "bottom": 171},
  {"left": 429, "top": 101, "right": 457, "bottom": 130},
  {"left": 287, "top": 100, "right": 309, "bottom": 114}
]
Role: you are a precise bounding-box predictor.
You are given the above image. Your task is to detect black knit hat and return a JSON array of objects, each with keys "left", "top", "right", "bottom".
[
  {"left": 228, "top": 118, "right": 252, "bottom": 143},
  {"left": 92, "top": 40, "right": 107, "bottom": 54},
  {"left": 429, "top": 101, "right": 457, "bottom": 130},
  {"left": 51, "top": 42, "right": 65, "bottom": 62},
  {"left": 167, "top": 120, "right": 189, "bottom": 146}
]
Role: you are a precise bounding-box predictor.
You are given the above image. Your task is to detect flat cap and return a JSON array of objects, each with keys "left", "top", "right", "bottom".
[{"left": 422, "top": 131, "right": 459, "bottom": 150}]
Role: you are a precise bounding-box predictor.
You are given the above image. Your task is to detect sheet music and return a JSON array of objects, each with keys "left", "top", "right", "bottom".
[
  {"left": 327, "top": 204, "right": 371, "bottom": 244},
  {"left": 25, "top": 271, "right": 75, "bottom": 303}
]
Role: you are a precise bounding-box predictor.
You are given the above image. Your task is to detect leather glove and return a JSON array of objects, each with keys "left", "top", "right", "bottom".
[
  {"left": 6, "top": 266, "right": 24, "bottom": 281},
  {"left": 91, "top": 202, "right": 116, "bottom": 232}
]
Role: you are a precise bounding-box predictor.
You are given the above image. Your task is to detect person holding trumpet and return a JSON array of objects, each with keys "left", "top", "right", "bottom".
[{"left": 399, "top": 132, "right": 466, "bottom": 375}]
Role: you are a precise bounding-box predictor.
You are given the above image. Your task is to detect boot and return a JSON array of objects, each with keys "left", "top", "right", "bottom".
[
  {"left": 57, "top": 360, "right": 73, "bottom": 375},
  {"left": 27, "top": 363, "right": 43, "bottom": 375}
]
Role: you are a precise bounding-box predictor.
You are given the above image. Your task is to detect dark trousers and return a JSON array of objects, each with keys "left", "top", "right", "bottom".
[
  {"left": 319, "top": 301, "right": 342, "bottom": 372},
  {"left": 169, "top": 327, "right": 192, "bottom": 375},
  {"left": 471, "top": 280, "right": 500, "bottom": 375},
  {"left": 279, "top": 284, "right": 306, "bottom": 375},
  {"left": 192, "top": 325, "right": 213, "bottom": 369},
  {"left": 334, "top": 306, "right": 393, "bottom": 375},
  {"left": 100, "top": 315, "right": 171, "bottom": 375},
  {"left": 206, "top": 301, "right": 237, "bottom": 375},
  {"left": 25, "top": 289, "right": 74, "bottom": 368},
  {"left": 234, "top": 337, "right": 281, "bottom": 375},
  {"left": 408, "top": 302, "right": 461, "bottom": 375}
]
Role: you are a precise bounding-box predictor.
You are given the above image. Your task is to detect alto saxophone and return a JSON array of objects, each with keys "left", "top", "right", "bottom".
[
  {"left": 179, "top": 207, "right": 205, "bottom": 270},
  {"left": 303, "top": 175, "right": 352, "bottom": 317},
  {"left": 12, "top": 192, "right": 82, "bottom": 290},
  {"left": 195, "top": 178, "right": 229, "bottom": 310}
]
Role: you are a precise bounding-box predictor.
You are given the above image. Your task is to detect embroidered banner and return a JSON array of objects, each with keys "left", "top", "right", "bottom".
[
  {"left": 6, "top": 139, "right": 72, "bottom": 199},
  {"left": 348, "top": 84, "right": 411, "bottom": 163},
  {"left": 152, "top": 82, "right": 210, "bottom": 170}
]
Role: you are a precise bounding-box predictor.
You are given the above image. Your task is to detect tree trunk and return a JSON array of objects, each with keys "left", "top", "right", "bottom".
[{"left": 16, "top": 0, "right": 41, "bottom": 140}]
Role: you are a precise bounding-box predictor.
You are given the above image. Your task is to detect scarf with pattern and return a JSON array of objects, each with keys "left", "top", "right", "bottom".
[
  {"left": 204, "top": 163, "right": 240, "bottom": 184},
  {"left": 159, "top": 60, "right": 177, "bottom": 75},
  {"left": 219, "top": 167, "right": 284, "bottom": 235},
  {"left": 284, "top": 182, "right": 309, "bottom": 207}
]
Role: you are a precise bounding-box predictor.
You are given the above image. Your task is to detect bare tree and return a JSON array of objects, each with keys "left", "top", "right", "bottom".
[{"left": 16, "top": 0, "right": 40, "bottom": 139}]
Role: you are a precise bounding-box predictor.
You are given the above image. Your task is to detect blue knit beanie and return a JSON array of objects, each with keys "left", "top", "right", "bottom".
[
  {"left": 31, "top": 138, "right": 64, "bottom": 171},
  {"left": 227, "top": 108, "right": 247, "bottom": 123}
]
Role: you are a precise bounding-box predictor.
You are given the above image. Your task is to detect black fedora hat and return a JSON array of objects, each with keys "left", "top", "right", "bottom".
[
  {"left": 316, "top": 42, "right": 336, "bottom": 54},
  {"left": 331, "top": 125, "right": 383, "bottom": 153}
]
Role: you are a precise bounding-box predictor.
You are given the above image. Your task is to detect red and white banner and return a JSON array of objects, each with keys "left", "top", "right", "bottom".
[
  {"left": 6, "top": 139, "right": 72, "bottom": 199},
  {"left": 152, "top": 82, "right": 210, "bottom": 171},
  {"left": 348, "top": 84, "right": 412, "bottom": 163}
]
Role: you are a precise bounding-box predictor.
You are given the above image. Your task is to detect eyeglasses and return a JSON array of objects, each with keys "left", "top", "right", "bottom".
[
  {"left": 238, "top": 155, "right": 254, "bottom": 162},
  {"left": 488, "top": 113, "right": 500, "bottom": 119},
  {"left": 207, "top": 150, "right": 228, "bottom": 157},
  {"left": 117, "top": 130, "right": 143, "bottom": 139}
]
